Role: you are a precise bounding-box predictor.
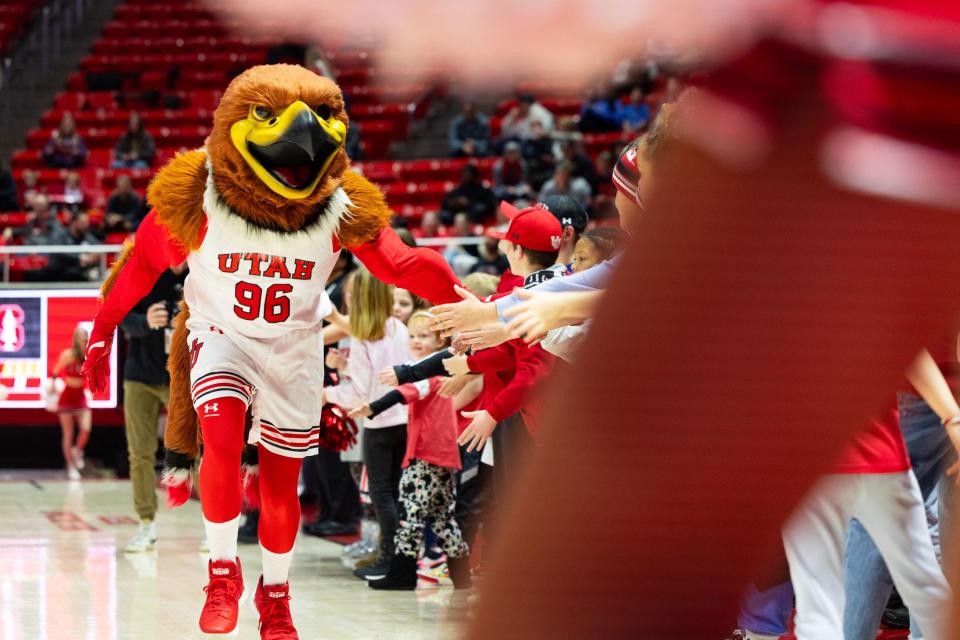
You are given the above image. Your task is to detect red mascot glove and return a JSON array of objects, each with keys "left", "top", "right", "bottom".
[{"left": 81, "top": 323, "right": 115, "bottom": 394}]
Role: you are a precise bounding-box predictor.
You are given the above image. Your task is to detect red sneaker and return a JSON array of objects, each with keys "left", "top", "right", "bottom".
[
  {"left": 199, "top": 557, "right": 244, "bottom": 634},
  {"left": 255, "top": 577, "right": 299, "bottom": 639}
]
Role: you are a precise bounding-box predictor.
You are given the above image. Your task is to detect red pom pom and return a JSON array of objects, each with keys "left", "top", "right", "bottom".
[
  {"left": 162, "top": 469, "right": 193, "bottom": 509},
  {"left": 317, "top": 404, "right": 359, "bottom": 452}
]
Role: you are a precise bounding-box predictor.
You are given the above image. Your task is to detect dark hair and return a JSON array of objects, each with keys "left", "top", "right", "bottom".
[
  {"left": 522, "top": 247, "right": 559, "bottom": 270},
  {"left": 581, "top": 227, "right": 628, "bottom": 261},
  {"left": 394, "top": 227, "right": 417, "bottom": 248}
]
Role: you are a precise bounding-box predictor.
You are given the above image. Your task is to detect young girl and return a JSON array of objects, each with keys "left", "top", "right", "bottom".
[
  {"left": 323, "top": 268, "right": 411, "bottom": 580},
  {"left": 350, "top": 311, "right": 473, "bottom": 590},
  {"left": 55, "top": 326, "right": 92, "bottom": 480},
  {"left": 393, "top": 288, "right": 429, "bottom": 324},
  {"left": 541, "top": 227, "right": 628, "bottom": 361},
  {"left": 570, "top": 227, "right": 628, "bottom": 273}
]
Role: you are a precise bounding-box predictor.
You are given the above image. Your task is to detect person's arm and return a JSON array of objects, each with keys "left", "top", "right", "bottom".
[
  {"left": 453, "top": 374, "right": 483, "bottom": 410},
  {"left": 349, "top": 226, "right": 461, "bottom": 305},
  {"left": 484, "top": 344, "right": 553, "bottom": 423},
  {"left": 430, "top": 257, "right": 620, "bottom": 335},
  {"left": 465, "top": 342, "right": 517, "bottom": 375},
  {"left": 905, "top": 348, "right": 960, "bottom": 484},
  {"left": 504, "top": 290, "right": 605, "bottom": 342},
  {"left": 324, "top": 341, "right": 371, "bottom": 408},
  {"left": 905, "top": 349, "right": 960, "bottom": 421},
  {"left": 120, "top": 308, "right": 151, "bottom": 338},
  {"left": 392, "top": 349, "right": 454, "bottom": 384},
  {"left": 81, "top": 210, "right": 190, "bottom": 392}
]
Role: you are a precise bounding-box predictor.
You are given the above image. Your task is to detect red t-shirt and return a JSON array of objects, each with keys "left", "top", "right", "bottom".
[
  {"left": 832, "top": 401, "right": 910, "bottom": 474},
  {"left": 397, "top": 377, "right": 462, "bottom": 470}
]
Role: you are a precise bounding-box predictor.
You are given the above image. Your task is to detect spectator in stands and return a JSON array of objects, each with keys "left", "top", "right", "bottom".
[
  {"left": 0, "top": 161, "right": 17, "bottom": 211},
  {"left": 104, "top": 175, "right": 145, "bottom": 233},
  {"left": 500, "top": 93, "right": 555, "bottom": 142},
  {"left": 449, "top": 100, "right": 490, "bottom": 157},
  {"left": 443, "top": 212, "right": 482, "bottom": 275},
  {"left": 112, "top": 112, "right": 155, "bottom": 169},
  {"left": 43, "top": 113, "right": 87, "bottom": 168},
  {"left": 20, "top": 169, "right": 42, "bottom": 209},
  {"left": 6, "top": 195, "right": 67, "bottom": 245},
  {"left": 557, "top": 139, "right": 597, "bottom": 191},
  {"left": 62, "top": 172, "right": 87, "bottom": 208},
  {"left": 521, "top": 120, "right": 557, "bottom": 190},
  {"left": 579, "top": 85, "right": 623, "bottom": 133},
  {"left": 469, "top": 235, "right": 509, "bottom": 276},
  {"left": 492, "top": 141, "right": 533, "bottom": 203},
  {"left": 439, "top": 164, "right": 497, "bottom": 225},
  {"left": 412, "top": 211, "right": 447, "bottom": 244},
  {"left": 21, "top": 210, "right": 98, "bottom": 282},
  {"left": 538, "top": 161, "right": 592, "bottom": 209},
  {"left": 621, "top": 86, "right": 651, "bottom": 134}
]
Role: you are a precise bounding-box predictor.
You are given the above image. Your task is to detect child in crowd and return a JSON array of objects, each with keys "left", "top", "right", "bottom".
[
  {"left": 393, "top": 288, "right": 429, "bottom": 325},
  {"left": 349, "top": 311, "right": 476, "bottom": 591},
  {"left": 542, "top": 227, "right": 628, "bottom": 361},
  {"left": 54, "top": 325, "right": 92, "bottom": 480},
  {"left": 323, "top": 268, "right": 412, "bottom": 580}
]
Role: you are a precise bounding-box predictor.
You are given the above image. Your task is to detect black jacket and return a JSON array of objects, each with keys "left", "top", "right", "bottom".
[{"left": 120, "top": 269, "right": 186, "bottom": 386}]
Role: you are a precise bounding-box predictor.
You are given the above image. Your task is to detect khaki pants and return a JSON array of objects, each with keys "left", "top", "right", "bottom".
[{"left": 123, "top": 380, "right": 169, "bottom": 521}]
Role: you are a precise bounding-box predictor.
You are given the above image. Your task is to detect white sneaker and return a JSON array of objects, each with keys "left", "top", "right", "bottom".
[
  {"left": 124, "top": 521, "right": 157, "bottom": 553},
  {"left": 71, "top": 446, "right": 85, "bottom": 471},
  {"left": 67, "top": 467, "right": 81, "bottom": 481}
]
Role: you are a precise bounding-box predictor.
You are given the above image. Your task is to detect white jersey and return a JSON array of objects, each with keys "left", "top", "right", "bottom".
[{"left": 184, "top": 169, "right": 349, "bottom": 339}]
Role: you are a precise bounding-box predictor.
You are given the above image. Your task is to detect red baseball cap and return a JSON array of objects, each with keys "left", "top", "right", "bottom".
[{"left": 486, "top": 201, "right": 563, "bottom": 252}]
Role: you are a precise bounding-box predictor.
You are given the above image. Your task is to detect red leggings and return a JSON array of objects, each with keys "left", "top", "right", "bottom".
[{"left": 198, "top": 397, "right": 302, "bottom": 553}]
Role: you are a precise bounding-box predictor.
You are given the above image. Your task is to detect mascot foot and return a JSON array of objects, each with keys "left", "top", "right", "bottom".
[
  {"left": 255, "top": 577, "right": 299, "bottom": 639},
  {"left": 199, "top": 557, "right": 243, "bottom": 634}
]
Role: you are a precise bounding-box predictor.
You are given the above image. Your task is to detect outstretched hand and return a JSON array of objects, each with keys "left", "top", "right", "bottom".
[
  {"left": 348, "top": 404, "right": 373, "bottom": 420},
  {"left": 378, "top": 366, "right": 399, "bottom": 386},
  {"left": 81, "top": 329, "right": 114, "bottom": 393},
  {"left": 503, "top": 288, "right": 564, "bottom": 343},
  {"left": 457, "top": 409, "right": 498, "bottom": 453},
  {"left": 430, "top": 285, "right": 498, "bottom": 337}
]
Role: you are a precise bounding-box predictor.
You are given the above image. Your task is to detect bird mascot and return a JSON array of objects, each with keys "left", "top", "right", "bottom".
[{"left": 82, "top": 64, "right": 461, "bottom": 638}]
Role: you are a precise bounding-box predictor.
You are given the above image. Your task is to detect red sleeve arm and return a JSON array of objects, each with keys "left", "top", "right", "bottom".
[
  {"left": 466, "top": 342, "right": 517, "bottom": 374},
  {"left": 349, "top": 226, "right": 461, "bottom": 304},
  {"left": 94, "top": 210, "right": 188, "bottom": 332},
  {"left": 485, "top": 344, "right": 555, "bottom": 423}
]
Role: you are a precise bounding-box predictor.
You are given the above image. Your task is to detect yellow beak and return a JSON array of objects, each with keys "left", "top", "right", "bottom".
[{"left": 230, "top": 100, "right": 347, "bottom": 199}]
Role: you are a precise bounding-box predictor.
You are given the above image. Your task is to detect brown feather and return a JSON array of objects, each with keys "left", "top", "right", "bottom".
[
  {"left": 163, "top": 302, "right": 200, "bottom": 458},
  {"left": 147, "top": 149, "right": 208, "bottom": 250},
  {"left": 338, "top": 170, "right": 393, "bottom": 248},
  {"left": 100, "top": 240, "right": 134, "bottom": 299}
]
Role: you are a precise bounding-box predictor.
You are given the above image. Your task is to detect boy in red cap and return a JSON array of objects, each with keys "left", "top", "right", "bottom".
[{"left": 379, "top": 203, "right": 563, "bottom": 554}]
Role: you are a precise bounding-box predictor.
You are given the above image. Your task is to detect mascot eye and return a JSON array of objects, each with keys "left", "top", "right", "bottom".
[
  {"left": 315, "top": 104, "right": 332, "bottom": 120},
  {"left": 253, "top": 106, "right": 273, "bottom": 121}
]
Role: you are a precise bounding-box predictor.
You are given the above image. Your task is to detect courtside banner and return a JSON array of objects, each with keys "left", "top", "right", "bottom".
[{"left": 0, "top": 289, "right": 117, "bottom": 409}]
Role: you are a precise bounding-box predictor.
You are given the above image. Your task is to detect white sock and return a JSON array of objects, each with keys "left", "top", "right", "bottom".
[
  {"left": 204, "top": 515, "right": 240, "bottom": 562},
  {"left": 261, "top": 545, "right": 294, "bottom": 586}
]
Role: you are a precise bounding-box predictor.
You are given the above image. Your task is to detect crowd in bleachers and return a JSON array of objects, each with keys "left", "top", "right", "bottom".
[{"left": 0, "top": 0, "right": 669, "bottom": 284}]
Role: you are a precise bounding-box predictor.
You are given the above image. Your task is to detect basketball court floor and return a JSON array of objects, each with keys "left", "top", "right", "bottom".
[{"left": 0, "top": 476, "right": 463, "bottom": 639}]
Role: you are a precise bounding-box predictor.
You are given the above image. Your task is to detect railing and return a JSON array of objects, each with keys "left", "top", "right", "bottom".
[
  {"left": 0, "top": 236, "right": 486, "bottom": 284},
  {"left": 0, "top": 0, "right": 96, "bottom": 124}
]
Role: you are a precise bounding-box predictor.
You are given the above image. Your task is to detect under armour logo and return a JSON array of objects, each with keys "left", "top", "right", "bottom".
[
  {"left": 561, "top": 217, "right": 572, "bottom": 225},
  {"left": 204, "top": 403, "right": 219, "bottom": 414}
]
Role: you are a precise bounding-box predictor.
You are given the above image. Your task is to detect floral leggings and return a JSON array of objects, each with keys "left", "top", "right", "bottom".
[{"left": 395, "top": 458, "right": 470, "bottom": 560}]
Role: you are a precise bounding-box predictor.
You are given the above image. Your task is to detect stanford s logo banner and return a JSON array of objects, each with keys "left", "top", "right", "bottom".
[{"left": 0, "top": 304, "right": 25, "bottom": 353}]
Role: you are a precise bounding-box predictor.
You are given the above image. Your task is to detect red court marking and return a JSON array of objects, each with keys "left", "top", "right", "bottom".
[
  {"left": 97, "top": 515, "right": 138, "bottom": 526},
  {"left": 43, "top": 511, "right": 98, "bottom": 531}
]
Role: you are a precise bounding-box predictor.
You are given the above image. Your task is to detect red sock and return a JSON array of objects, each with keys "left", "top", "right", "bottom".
[
  {"left": 257, "top": 445, "right": 303, "bottom": 553},
  {"left": 198, "top": 396, "right": 246, "bottom": 523}
]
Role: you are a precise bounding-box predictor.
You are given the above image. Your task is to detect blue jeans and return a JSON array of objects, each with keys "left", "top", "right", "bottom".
[
  {"left": 738, "top": 581, "right": 794, "bottom": 636},
  {"left": 843, "top": 392, "right": 955, "bottom": 640}
]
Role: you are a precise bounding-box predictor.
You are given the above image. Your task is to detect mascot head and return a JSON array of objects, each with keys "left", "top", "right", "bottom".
[{"left": 207, "top": 64, "right": 350, "bottom": 231}]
